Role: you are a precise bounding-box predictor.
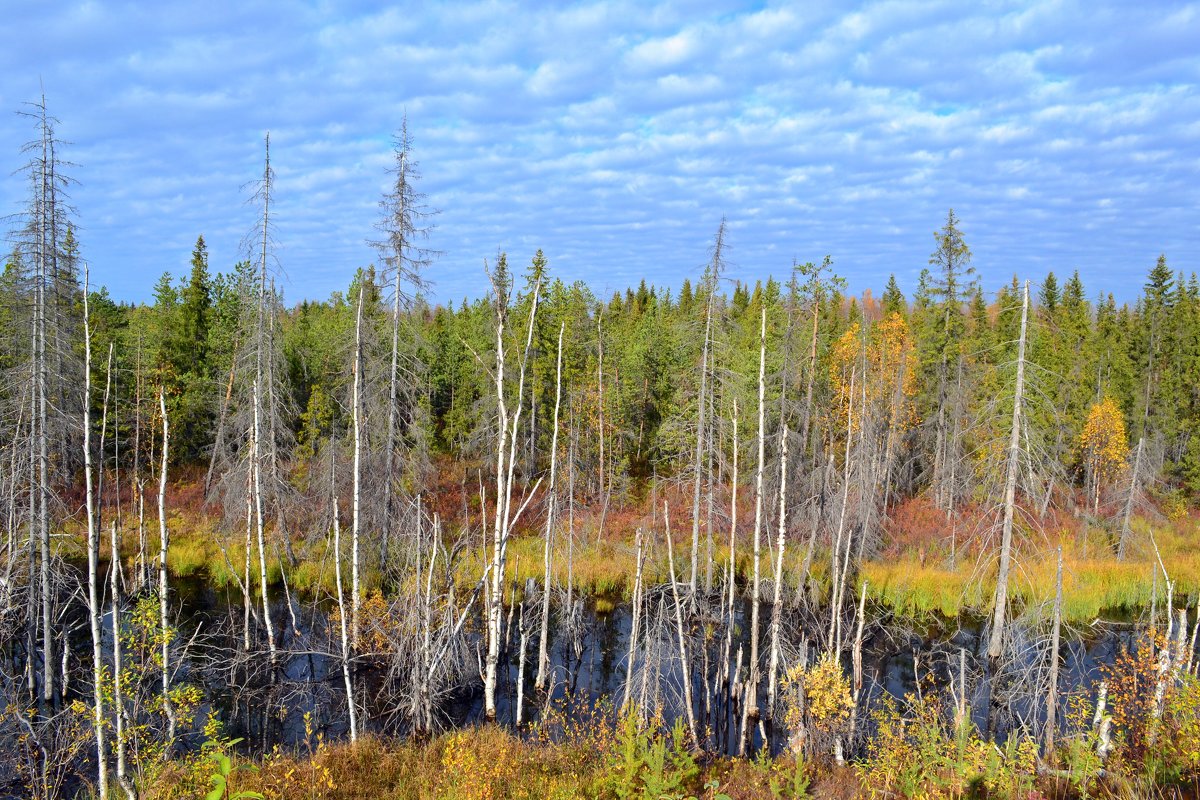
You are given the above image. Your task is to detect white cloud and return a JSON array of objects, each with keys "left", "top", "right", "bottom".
[{"left": 0, "top": 0, "right": 1194, "bottom": 304}]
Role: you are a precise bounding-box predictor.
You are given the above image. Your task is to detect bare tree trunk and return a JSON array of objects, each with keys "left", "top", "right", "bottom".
[
  {"left": 595, "top": 316, "right": 604, "bottom": 522},
  {"left": 82, "top": 269, "right": 108, "bottom": 798},
  {"left": 516, "top": 601, "right": 528, "bottom": 726},
  {"left": 766, "top": 424, "right": 788, "bottom": 716},
  {"left": 1117, "top": 437, "right": 1143, "bottom": 560},
  {"left": 204, "top": 347, "right": 238, "bottom": 499},
  {"left": 691, "top": 263, "right": 717, "bottom": 592},
  {"left": 721, "top": 400, "right": 739, "bottom": 698},
  {"left": 133, "top": 341, "right": 146, "bottom": 592},
  {"left": 381, "top": 258, "right": 402, "bottom": 574},
  {"left": 799, "top": 265, "right": 823, "bottom": 470},
  {"left": 1045, "top": 546, "right": 1063, "bottom": 754},
  {"left": 827, "top": 369, "right": 856, "bottom": 651},
  {"left": 536, "top": 323, "right": 564, "bottom": 691},
  {"left": 664, "top": 505, "right": 698, "bottom": 742},
  {"left": 330, "top": 451, "right": 358, "bottom": 743},
  {"left": 484, "top": 275, "right": 541, "bottom": 721},
  {"left": 623, "top": 528, "right": 645, "bottom": 711},
  {"left": 987, "top": 281, "right": 1029, "bottom": 661},
  {"left": 157, "top": 388, "right": 177, "bottom": 753},
  {"left": 739, "top": 308, "right": 767, "bottom": 756},
  {"left": 106, "top": 361, "right": 134, "bottom": 798},
  {"left": 35, "top": 114, "right": 55, "bottom": 712},
  {"left": 849, "top": 580, "right": 867, "bottom": 737},
  {"left": 351, "top": 286, "right": 365, "bottom": 650},
  {"left": 252, "top": 134, "right": 279, "bottom": 671}
]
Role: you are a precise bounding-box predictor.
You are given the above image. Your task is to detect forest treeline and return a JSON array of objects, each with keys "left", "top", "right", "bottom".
[
  {"left": 16, "top": 218, "right": 1200, "bottom": 506},
  {"left": 5, "top": 100, "right": 1200, "bottom": 799}
]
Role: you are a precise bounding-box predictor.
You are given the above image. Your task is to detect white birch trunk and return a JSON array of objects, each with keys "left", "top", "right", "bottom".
[
  {"left": 158, "top": 388, "right": 177, "bottom": 752},
  {"left": 536, "top": 323, "right": 565, "bottom": 690},
  {"left": 330, "top": 453, "right": 358, "bottom": 742},
  {"left": 351, "top": 286, "right": 365, "bottom": 650},
  {"left": 82, "top": 270, "right": 108, "bottom": 798}
]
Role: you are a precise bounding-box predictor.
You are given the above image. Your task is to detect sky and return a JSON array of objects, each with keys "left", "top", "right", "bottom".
[{"left": 1, "top": 0, "right": 1197, "bottom": 306}]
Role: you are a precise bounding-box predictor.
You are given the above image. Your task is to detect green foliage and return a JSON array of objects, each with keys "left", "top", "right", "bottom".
[{"left": 203, "top": 738, "right": 264, "bottom": 800}]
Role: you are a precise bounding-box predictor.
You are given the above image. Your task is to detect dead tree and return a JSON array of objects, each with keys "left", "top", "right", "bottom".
[
  {"left": 739, "top": 307, "right": 767, "bottom": 756},
  {"left": 81, "top": 266, "right": 108, "bottom": 798},
  {"left": 370, "top": 117, "right": 437, "bottom": 572},
  {"left": 351, "top": 284, "right": 365, "bottom": 649},
  {"left": 691, "top": 221, "right": 724, "bottom": 592},
  {"left": 157, "top": 387, "right": 177, "bottom": 752},
  {"left": 483, "top": 260, "right": 541, "bottom": 721},
  {"left": 536, "top": 322, "right": 565, "bottom": 691},
  {"left": 1045, "top": 545, "right": 1063, "bottom": 753},
  {"left": 664, "top": 504, "right": 698, "bottom": 742},
  {"left": 329, "top": 446, "right": 358, "bottom": 742},
  {"left": 1117, "top": 437, "right": 1144, "bottom": 560},
  {"left": 987, "top": 281, "right": 1029, "bottom": 661},
  {"left": 766, "top": 423, "right": 788, "bottom": 716}
]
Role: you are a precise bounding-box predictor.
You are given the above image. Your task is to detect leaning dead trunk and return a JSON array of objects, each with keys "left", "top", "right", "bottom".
[
  {"left": 987, "top": 281, "right": 1029, "bottom": 661},
  {"left": 1117, "top": 437, "right": 1143, "bottom": 561}
]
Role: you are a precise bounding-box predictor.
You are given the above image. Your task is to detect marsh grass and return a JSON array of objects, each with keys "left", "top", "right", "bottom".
[{"left": 78, "top": 485, "right": 1200, "bottom": 627}]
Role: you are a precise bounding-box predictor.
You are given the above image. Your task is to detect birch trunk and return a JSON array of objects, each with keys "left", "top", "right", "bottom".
[
  {"left": 82, "top": 269, "right": 108, "bottom": 798},
  {"left": 330, "top": 450, "right": 357, "bottom": 742},
  {"left": 158, "top": 388, "right": 177, "bottom": 752},
  {"left": 484, "top": 276, "right": 540, "bottom": 721},
  {"left": 536, "top": 323, "right": 565, "bottom": 690},
  {"left": 351, "top": 286, "right": 365, "bottom": 649},
  {"left": 691, "top": 266, "right": 716, "bottom": 592}
]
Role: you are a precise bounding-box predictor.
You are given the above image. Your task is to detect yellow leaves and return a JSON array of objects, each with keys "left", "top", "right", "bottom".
[
  {"left": 828, "top": 313, "right": 919, "bottom": 436},
  {"left": 781, "top": 654, "right": 854, "bottom": 739},
  {"left": 1079, "top": 396, "right": 1130, "bottom": 483},
  {"left": 801, "top": 655, "right": 855, "bottom": 725}
]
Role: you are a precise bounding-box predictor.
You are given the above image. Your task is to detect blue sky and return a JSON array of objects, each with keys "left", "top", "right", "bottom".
[{"left": 2, "top": 1, "right": 1197, "bottom": 306}]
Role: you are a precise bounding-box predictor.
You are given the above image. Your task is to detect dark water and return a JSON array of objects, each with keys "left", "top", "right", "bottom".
[{"left": 144, "top": 572, "right": 1148, "bottom": 756}]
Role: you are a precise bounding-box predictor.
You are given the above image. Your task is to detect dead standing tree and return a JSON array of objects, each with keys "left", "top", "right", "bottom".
[
  {"left": 80, "top": 266, "right": 108, "bottom": 797},
  {"left": 739, "top": 307, "right": 767, "bottom": 756},
  {"left": 6, "top": 96, "right": 82, "bottom": 713},
  {"left": 535, "top": 322, "right": 565, "bottom": 691},
  {"left": 369, "top": 117, "right": 437, "bottom": 575},
  {"left": 984, "top": 281, "right": 1030, "bottom": 734},
  {"left": 690, "top": 221, "right": 725, "bottom": 593},
  {"left": 483, "top": 257, "right": 542, "bottom": 722},
  {"left": 209, "top": 134, "right": 296, "bottom": 673}
]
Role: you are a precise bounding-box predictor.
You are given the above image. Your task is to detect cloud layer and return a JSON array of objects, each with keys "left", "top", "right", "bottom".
[{"left": 1, "top": 0, "right": 1197, "bottom": 304}]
